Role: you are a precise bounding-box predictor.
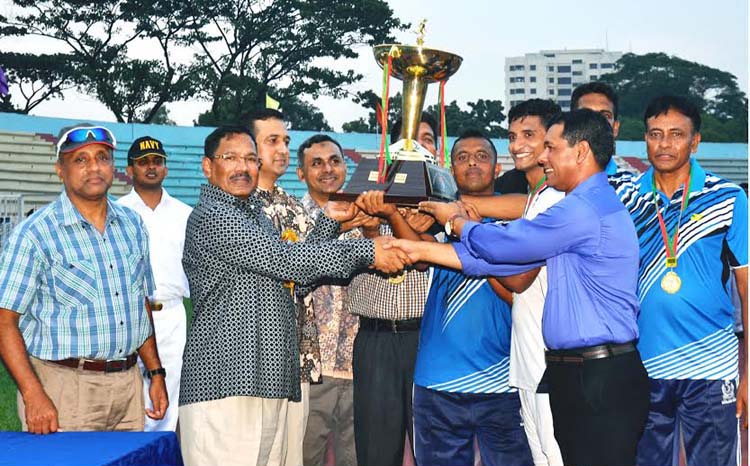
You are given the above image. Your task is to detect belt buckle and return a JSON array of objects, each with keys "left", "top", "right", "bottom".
[{"left": 104, "top": 357, "right": 128, "bottom": 373}]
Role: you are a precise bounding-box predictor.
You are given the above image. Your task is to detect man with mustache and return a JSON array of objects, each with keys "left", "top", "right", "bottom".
[
  {"left": 613, "top": 95, "right": 748, "bottom": 466},
  {"left": 179, "top": 125, "right": 409, "bottom": 466},
  {"left": 118, "top": 136, "right": 193, "bottom": 432},
  {"left": 394, "top": 110, "right": 650, "bottom": 466},
  {"left": 0, "top": 124, "right": 167, "bottom": 434}
]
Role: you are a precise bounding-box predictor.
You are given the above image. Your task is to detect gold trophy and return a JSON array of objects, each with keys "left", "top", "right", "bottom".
[{"left": 332, "top": 21, "right": 463, "bottom": 206}]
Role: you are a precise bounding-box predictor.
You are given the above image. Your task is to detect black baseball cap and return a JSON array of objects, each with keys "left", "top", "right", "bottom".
[{"left": 128, "top": 136, "right": 168, "bottom": 161}]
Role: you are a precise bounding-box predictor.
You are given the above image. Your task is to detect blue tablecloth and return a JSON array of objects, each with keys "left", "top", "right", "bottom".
[{"left": 0, "top": 431, "right": 183, "bottom": 466}]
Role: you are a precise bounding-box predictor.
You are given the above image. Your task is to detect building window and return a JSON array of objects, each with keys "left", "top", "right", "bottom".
[
  {"left": 544, "top": 53, "right": 555, "bottom": 58},
  {"left": 509, "top": 76, "right": 525, "bottom": 83},
  {"left": 572, "top": 71, "right": 582, "bottom": 76},
  {"left": 530, "top": 65, "right": 536, "bottom": 71},
  {"left": 572, "top": 59, "right": 583, "bottom": 64},
  {"left": 590, "top": 75, "right": 598, "bottom": 80},
  {"left": 509, "top": 64, "right": 526, "bottom": 71},
  {"left": 558, "top": 77, "right": 571, "bottom": 84},
  {"left": 548, "top": 66, "right": 554, "bottom": 72},
  {"left": 589, "top": 63, "right": 598, "bottom": 69},
  {"left": 601, "top": 63, "right": 614, "bottom": 69},
  {"left": 572, "top": 82, "right": 583, "bottom": 87},
  {"left": 558, "top": 99, "right": 571, "bottom": 107},
  {"left": 548, "top": 77, "right": 554, "bottom": 83},
  {"left": 510, "top": 88, "right": 525, "bottom": 95},
  {"left": 558, "top": 88, "right": 572, "bottom": 96},
  {"left": 557, "top": 65, "right": 571, "bottom": 73},
  {"left": 548, "top": 89, "right": 555, "bottom": 95},
  {"left": 530, "top": 77, "right": 537, "bottom": 83},
  {"left": 530, "top": 89, "right": 537, "bottom": 95}
]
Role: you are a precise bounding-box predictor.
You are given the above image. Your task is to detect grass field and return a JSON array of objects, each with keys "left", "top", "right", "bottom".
[
  {"left": 0, "top": 364, "right": 21, "bottom": 431},
  {"left": 0, "top": 300, "right": 192, "bottom": 432}
]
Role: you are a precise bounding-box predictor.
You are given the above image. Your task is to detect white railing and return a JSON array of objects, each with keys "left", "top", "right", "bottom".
[{"left": 0, "top": 194, "right": 25, "bottom": 249}]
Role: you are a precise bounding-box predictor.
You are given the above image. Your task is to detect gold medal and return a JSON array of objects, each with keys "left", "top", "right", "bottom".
[
  {"left": 661, "top": 270, "right": 682, "bottom": 294},
  {"left": 388, "top": 271, "right": 406, "bottom": 284}
]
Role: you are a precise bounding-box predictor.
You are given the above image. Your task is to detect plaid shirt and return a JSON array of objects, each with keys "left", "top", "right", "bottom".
[
  {"left": 348, "top": 224, "right": 429, "bottom": 320},
  {"left": 0, "top": 191, "right": 155, "bottom": 360}
]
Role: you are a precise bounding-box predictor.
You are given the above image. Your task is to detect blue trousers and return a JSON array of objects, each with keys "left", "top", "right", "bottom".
[
  {"left": 636, "top": 378, "right": 739, "bottom": 466},
  {"left": 413, "top": 385, "right": 533, "bottom": 466}
]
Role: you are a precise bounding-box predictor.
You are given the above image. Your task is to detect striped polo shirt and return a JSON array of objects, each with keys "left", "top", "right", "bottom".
[{"left": 613, "top": 160, "right": 748, "bottom": 380}]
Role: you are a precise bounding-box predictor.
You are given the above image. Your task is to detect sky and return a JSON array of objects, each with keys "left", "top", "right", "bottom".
[{"left": 1, "top": 0, "right": 747, "bottom": 131}]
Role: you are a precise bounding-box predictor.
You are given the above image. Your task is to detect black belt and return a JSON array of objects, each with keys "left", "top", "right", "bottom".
[
  {"left": 359, "top": 317, "right": 421, "bottom": 333},
  {"left": 545, "top": 341, "right": 636, "bottom": 365}
]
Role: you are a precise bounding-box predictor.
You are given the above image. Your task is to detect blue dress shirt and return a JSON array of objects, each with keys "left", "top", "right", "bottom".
[{"left": 453, "top": 172, "right": 640, "bottom": 350}]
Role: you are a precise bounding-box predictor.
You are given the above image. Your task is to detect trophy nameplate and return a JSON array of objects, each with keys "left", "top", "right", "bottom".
[{"left": 331, "top": 22, "right": 463, "bottom": 206}]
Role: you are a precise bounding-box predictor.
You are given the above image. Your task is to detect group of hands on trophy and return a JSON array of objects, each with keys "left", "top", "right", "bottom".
[{"left": 324, "top": 190, "right": 477, "bottom": 275}]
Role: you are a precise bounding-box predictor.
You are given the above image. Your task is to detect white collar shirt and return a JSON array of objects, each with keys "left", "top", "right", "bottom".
[{"left": 118, "top": 188, "right": 193, "bottom": 301}]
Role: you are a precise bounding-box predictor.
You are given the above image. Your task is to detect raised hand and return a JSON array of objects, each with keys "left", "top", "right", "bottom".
[
  {"left": 324, "top": 200, "right": 359, "bottom": 223},
  {"left": 355, "top": 190, "right": 397, "bottom": 219},
  {"left": 372, "top": 236, "right": 412, "bottom": 274},
  {"left": 418, "top": 201, "right": 467, "bottom": 225}
]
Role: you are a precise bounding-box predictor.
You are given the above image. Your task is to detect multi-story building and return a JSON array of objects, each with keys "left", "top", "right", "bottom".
[{"left": 505, "top": 49, "right": 623, "bottom": 111}]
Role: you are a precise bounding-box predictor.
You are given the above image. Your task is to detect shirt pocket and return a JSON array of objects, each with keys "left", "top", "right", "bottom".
[
  {"left": 125, "top": 252, "right": 147, "bottom": 299},
  {"left": 51, "top": 257, "right": 99, "bottom": 309}
]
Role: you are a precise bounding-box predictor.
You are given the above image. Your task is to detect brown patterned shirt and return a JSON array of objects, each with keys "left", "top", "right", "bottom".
[
  {"left": 301, "top": 194, "right": 360, "bottom": 380},
  {"left": 256, "top": 185, "right": 321, "bottom": 384}
]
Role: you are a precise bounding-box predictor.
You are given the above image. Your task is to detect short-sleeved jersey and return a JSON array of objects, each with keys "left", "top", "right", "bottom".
[{"left": 613, "top": 160, "right": 748, "bottom": 380}]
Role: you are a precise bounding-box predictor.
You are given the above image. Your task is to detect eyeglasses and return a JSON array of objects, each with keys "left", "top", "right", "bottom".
[
  {"left": 213, "top": 152, "right": 258, "bottom": 166},
  {"left": 56, "top": 126, "right": 117, "bottom": 154},
  {"left": 453, "top": 151, "right": 493, "bottom": 164}
]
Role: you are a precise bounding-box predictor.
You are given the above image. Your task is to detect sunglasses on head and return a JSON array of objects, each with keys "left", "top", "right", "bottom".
[{"left": 56, "top": 126, "right": 117, "bottom": 154}]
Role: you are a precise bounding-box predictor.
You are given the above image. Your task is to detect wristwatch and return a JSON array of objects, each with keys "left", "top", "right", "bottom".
[
  {"left": 444, "top": 214, "right": 462, "bottom": 237},
  {"left": 147, "top": 367, "right": 167, "bottom": 379}
]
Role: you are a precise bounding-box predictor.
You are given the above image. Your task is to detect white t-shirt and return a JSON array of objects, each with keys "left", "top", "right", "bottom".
[
  {"left": 117, "top": 188, "right": 193, "bottom": 302},
  {"left": 508, "top": 185, "right": 565, "bottom": 391}
]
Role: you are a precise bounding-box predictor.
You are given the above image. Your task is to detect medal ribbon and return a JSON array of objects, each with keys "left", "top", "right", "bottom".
[
  {"left": 524, "top": 176, "right": 547, "bottom": 217},
  {"left": 652, "top": 168, "right": 691, "bottom": 265}
]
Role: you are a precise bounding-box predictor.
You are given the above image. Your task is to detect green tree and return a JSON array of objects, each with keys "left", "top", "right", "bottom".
[
  {"left": 183, "top": 0, "right": 404, "bottom": 123},
  {"left": 1, "top": 0, "right": 197, "bottom": 123},
  {"left": 0, "top": 52, "right": 76, "bottom": 113},
  {"left": 601, "top": 53, "right": 748, "bottom": 142}
]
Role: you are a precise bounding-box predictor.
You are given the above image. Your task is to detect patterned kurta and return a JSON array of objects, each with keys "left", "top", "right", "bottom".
[
  {"left": 301, "top": 194, "right": 361, "bottom": 380},
  {"left": 257, "top": 185, "right": 322, "bottom": 383},
  {"left": 180, "top": 184, "right": 373, "bottom": 405}
]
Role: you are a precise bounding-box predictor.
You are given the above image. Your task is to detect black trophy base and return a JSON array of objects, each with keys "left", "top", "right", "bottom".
[{"left": 329, "top": 158, "right": 459, "bottom": 207}]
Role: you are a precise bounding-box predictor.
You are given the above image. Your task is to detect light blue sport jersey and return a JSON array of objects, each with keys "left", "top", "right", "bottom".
[
  {"left": 414, "top": 236, "right": 514, "bottom": 393},
  {"left": 613, "top": 160, "right": 748, "bottom": 380}
]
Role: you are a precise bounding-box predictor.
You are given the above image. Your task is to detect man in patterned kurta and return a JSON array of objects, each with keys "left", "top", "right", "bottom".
[
  {"left": 296, "top": 134, "right": 363, "bottom": 465},
  {"left": 248, "top": 109, "right": 320, "bottom": 466}
]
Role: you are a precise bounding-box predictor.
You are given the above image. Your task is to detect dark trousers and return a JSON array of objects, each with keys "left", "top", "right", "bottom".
[
  {"left": 636, "top": 378, "right": 739, "bottom": 466},
  {"left": 413, "top": 385, "right": 533, "bottom": 466},
  {"left": 546, "top": 350, "right": 650, "bottom": 466},
  {"left": 352, "top": 324, "right": 419, "bottom": 466}
]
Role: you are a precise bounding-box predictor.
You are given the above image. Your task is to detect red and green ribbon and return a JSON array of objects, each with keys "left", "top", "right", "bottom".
[
  {"left": 438, "top": 80, "right": 450, "bottom": 168},
  {"left": 377, "top": 52, "right": 394, "bottom": 183},
  {"left": 652, "top": 167, "right": 692, "bottom": 262}
]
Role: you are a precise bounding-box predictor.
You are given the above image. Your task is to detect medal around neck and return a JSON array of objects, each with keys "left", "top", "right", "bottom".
[{"left": 661, "top": 270, "right": 682, "bottom": 294}]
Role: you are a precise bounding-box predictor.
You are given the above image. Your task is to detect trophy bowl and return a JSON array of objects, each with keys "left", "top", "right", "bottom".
[
  {"left": 373, "top": 44, "right": 463, "bottom": 84},
  {"left": 329, "top": 40, "right": 463, "bottom": 206}
]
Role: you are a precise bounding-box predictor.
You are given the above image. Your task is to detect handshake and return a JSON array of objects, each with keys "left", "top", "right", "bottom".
[{"left": 324, "top": 190, "right": 442, "bottom": 275}]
